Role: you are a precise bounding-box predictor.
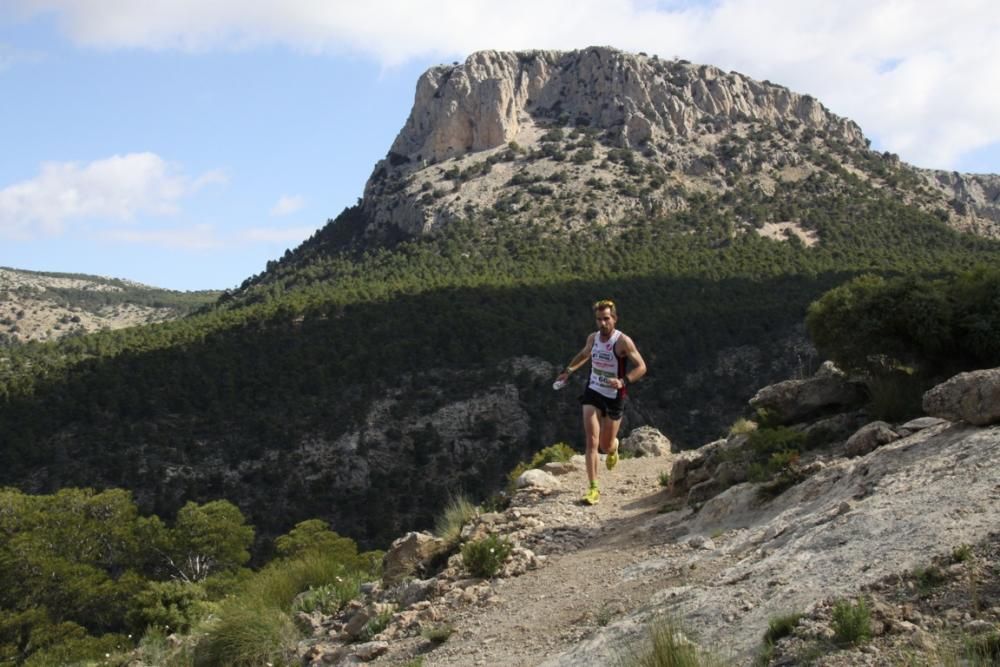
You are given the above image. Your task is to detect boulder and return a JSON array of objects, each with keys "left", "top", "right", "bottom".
[
  {"left": 922, "top": 368, "right": 1000, "bottom": 426},
  {"left": 516, "top": 468, "right": 561, "bottom": 490},
  {"left": 542, "top": 461, "right": 577, "bottom": 476},
  {"left": 382, "top": 532, "right": 448, "bottom": 585},
  {"left": 749, "top": 361, "right": 865, "bottom": 425},
  {"left": 845, "top": 421, "right": 900, "bottom": 457},
  {"left": 621, "top": 426, "right": 673, "bottom": 456}
]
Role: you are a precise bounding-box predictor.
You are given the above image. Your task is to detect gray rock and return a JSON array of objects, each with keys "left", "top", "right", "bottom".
[
  {"left": 801, "top": 411, "right": 869, "bottom": 445},
  {"left": 923, "top": 368, "right": 1000, "bottom": 425},
  {"left": 845, "top": 421, "right": 900, "bottom": 457},
  {"left": 517, "top": 469, "right": 562, "bottom": 490},
  {"left": 542, "top": 461, "right": 577, "bottom": 476},
  {"left": 749, "top": 361, "right": 865, "bottom": 425},
  {"left": 352, "top": 640, "right": 389, "bottom": 661},
  {"left": 382, "top": 532, "right": 448, "bottom": 586},
  {"left": 621, "top": 426, "right": 673, "bottom": 457}
]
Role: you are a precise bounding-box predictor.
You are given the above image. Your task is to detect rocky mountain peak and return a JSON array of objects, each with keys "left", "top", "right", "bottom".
[
  {"left": 357, "top": 46, "right": 999, "bottom": 243},
  {"left": 386, "top": 46, "right": 863, "bottom": 166}
]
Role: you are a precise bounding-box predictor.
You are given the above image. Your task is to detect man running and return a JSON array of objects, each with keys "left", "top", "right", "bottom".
[{"left": 554, "top": 299, "right": 647, "bottom": 505}]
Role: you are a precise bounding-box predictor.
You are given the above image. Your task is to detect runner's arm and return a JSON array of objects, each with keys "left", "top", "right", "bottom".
[
  {"left": 611, "top": 334, "right": 647, "bottom": 389},
  {"left": 556, "top": 334, "right": 595, "bottom": 382}
]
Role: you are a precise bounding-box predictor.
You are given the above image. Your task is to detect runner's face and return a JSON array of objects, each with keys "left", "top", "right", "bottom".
[{"left": 595, "top": 308, "right": 616, "bottom": 336}]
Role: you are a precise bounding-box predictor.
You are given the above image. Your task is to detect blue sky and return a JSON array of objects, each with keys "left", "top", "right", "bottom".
[{"left": 2, "top": 1, "right": 999, "bottom": 291}]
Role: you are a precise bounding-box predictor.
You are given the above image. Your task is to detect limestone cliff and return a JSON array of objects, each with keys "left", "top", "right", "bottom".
[{"left": 359, "top": 47, "right": 1000, "bottom": 242}]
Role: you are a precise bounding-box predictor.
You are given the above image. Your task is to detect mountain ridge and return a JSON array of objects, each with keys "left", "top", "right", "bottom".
[{"left": 356, "top": 46, "right": 1000, "bottom": 246}]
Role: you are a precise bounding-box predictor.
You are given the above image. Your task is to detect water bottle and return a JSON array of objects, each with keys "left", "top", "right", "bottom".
[{"left": 552, "top": 378, "right": 567, "bottom": 390}]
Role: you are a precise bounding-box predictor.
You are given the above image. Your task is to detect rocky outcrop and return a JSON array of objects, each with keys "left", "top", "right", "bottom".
[
  {"left": 294, "top": 364, "right": 1000, "bottom": 667},
  {"left": 918, "top": 169, "right": 1000, "bottom": 238},
  {"left": 382, "top": 532, "right": 449, "bottom": 586},
  {"left": 922, "top": 367, "right": 1000, "bottom": 426},
  {"left": 620, "top": 425, "right": 672, "bottom": 457},
  {"left": 386, "top": 48, "right": 863, "bottom": 167},
  {"left": 749, "top": 361, "right": 865, "bottom": 425},
  {"left": 360, "top": 47, "right": 870, "bottom": 239},
  {"left": 844, "top": 420, "right": 900, "bottom": 457}
]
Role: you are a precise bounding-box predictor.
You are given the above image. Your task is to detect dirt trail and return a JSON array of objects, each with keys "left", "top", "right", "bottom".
[{"left": 383, "top": 455, "right": 726, "bottom": 667}]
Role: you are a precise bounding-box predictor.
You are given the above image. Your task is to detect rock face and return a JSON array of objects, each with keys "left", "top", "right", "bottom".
[
  {"left": 388, "top": 48, "right": 863, "bottom": 166},
  {"left": 923, "top": 367, "right": 1000, "bottom": 425},
  {"left": 361, "top": 47, "right": 870, "bottom": 239},
  {"left": 358, "top": 47, "right": 1000, "bottom": 242},
  {"left": 748, "top": 361, "right": 865, "bottom": 425}
]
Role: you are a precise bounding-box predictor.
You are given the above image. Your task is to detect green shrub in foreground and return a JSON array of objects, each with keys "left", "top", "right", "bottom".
[
  {"left": 831, "top": 597, "right": 871, "bottom": 646},
  {"left": 461, "top": 535, "right": 513, "bottom": 578},
  {"left": 965, "top": 632, "right": 1000, "bottom": 665},
  {"left": 193, "top": 601, "right": 298, "bottom": 667},
  {"left": 193, "top": 553, "right": 364, "bottom": 665}
]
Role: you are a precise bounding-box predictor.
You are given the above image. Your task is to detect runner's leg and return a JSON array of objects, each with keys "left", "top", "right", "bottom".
[
  {"left": 599, "top": 414, "right": 622, "bottom": 457},
  {"left": 582, "top": 404, "right": 601, "bottom": 485}
]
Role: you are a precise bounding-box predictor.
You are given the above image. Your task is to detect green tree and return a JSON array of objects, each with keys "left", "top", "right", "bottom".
[{"left": 162, "top": 500, "right": 253, "bottom": 582}]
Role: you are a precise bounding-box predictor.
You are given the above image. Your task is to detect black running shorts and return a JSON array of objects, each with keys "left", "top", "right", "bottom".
[{"left": 579, "top": 386, "right": 624, "bottom": 420}]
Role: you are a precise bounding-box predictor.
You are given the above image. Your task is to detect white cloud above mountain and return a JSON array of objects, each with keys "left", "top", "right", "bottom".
[
  {"left": 269, "top": 194, "right": 305, "bottom": 217},
  {"left": 0, "top": 152, "right": 226, "bottom": 239},
  {"left": 9, "top": 0, "right": 1000, "bottom": 169}
]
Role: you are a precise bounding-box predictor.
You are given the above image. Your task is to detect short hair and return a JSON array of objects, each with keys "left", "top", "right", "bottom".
[{"left": 593, "top": 299, "right": 617, "bottom": 318}]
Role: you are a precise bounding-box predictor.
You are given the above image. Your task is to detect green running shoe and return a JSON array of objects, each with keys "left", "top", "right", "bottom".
[
  {"left": 582, "top": 485, "right": 600, "bottom": 505},
  {"left": 606, "top": 438, "right": 620, "bottom": 471}
]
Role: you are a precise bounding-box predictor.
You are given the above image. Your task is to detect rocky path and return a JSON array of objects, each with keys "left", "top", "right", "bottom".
[
  {"left": 365, "top": 421, "right": 1000, "bottom": 667},
  {"left": 377, "top": 453, "right": 730, "bottom": 666}
]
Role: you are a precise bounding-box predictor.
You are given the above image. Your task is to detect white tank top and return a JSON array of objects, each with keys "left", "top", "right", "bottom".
[{"left": 588, "top": 330, "right": 624, "bottom": 398}]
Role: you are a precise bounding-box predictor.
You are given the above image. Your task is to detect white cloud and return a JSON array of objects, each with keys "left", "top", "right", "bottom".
[
  {"left": 14, "top": 0, "right": 1000, "bottom": 169},
  {"left": 269, "top": 194, "right": 305, "bottom": 217},
  {"left": 101, "top": 224, "right": 223, "bottom": 250},
  {"left": 0, "top": 152, "right": 223, "bottom": 239}
]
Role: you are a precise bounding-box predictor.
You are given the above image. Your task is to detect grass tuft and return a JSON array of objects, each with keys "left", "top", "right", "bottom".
[
  {"left": 433, "top": 494, "right": 478, "bottom": 546},
  {"left": 620, "top": 617, "right": 729, "bottom": 667},
  {"left": 421, "top": 623, "right": 454, "bottom": 644},
  {"left": 831, "top": 597, "right": 871, "bottom": 646}
]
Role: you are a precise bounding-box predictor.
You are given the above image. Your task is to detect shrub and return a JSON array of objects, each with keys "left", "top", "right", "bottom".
[
  {"left": 292, "top": 578, "right": 361, "bottom": 615},
  {"left": 764, "top": 612, "right": 802, "bottom": 644},
  {"left": 831, "top": 598, "right": 871, "bottom": 646},
  {"left": 913, "top": 565, "right": 947, "bottom": 597},
  {"left": 728, "top": 418, "right": 757, "bottom": 436},
  {"left": 866, "top": 369, "right": 925, "bottom": 422},
  {"left": 620, "top": 617, "right": 728, "bottom": 667},
  {"left": 747, "top": 427, "right": 806, "bottom": 459},
  {"left": 433, "top": 494, "right": 478, "bottom": 546},
  {"left": 952, "top": 543, "right": 973, "bottom": 563},
  {"left": 356, "top": 607, "right": 394, "bottom": 642},
  {"left": 461, "top": 535, "right": 513, "bottom": 578},
  {"left": 22, "top": 631, "right": 131, "bottom": 667},
  {"left": 193, "top": 601, "right": 298, "bottom": 667},
  {"left": 507, "top": 442, "right": 576, "bottom": 489},
  {"left": 659, "top": 471, "right": 671, "bottom": 487},
  {"left": 125, "top": 579, "right": 209, "bottom": 634},
  {"left": 249, "top": 553, "right": 356, "bottom": 611},
  {"left": 421, "top": 623, "right": 454, "bottom": 643},
  {"left": 194, "top": 552, "right": 363, "bottom": 665},
  {"left": 965, "top": 632, "right": 1000, "bottom": 664}
]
